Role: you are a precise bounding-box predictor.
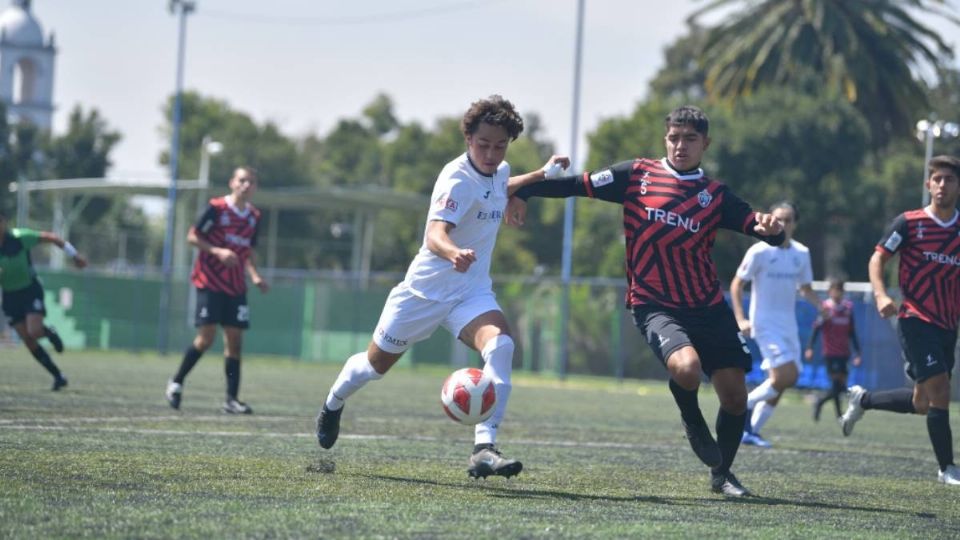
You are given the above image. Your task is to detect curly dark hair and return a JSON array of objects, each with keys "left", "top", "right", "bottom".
[
  {"left": 460, "top": 95, "right": 524, "bottom": 141},
  {"left": 665, "top": 105, "right": 709, "bottom": 136}
]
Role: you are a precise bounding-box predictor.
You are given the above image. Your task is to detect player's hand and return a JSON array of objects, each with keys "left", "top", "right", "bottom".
[
  {"left": 253, "top": 277, "right": 269, "bottom": 293},
  {"left": 506, "top": 197, "right": 528, "bottom": 226},
  {"left": 852, "top": 355, "right": 862, "bottom": 367},
  {"left": 804, "top": 348, "right": 813, "bottom": 361},
  {"left": 214, "top": 247, "right": 239, "bottom": 267},
  {"left": 737, "top": 318, "right": 752, "bottom": 337},
  {"left": 541, "top": 155, "right": 571, "bottom": 179},
  {"left": 753, "top": 212, "right": 784, "bottom": 236},
  {"left": 451, "top": 249, "right": 477, "bottom": 273},
  {"left": 72, "top": 254, "right": 88, "bottom": 269},
  {"left": 875, "top": 294, "right": 897, "bottom": 318}
]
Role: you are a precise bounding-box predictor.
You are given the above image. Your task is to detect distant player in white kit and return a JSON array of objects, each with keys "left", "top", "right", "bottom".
[
  {"left": 730, "top": 202, "right": 822, "bottom": 447},
  {"left": 315, "top": 95, "right": 569, "bottom": 479}
]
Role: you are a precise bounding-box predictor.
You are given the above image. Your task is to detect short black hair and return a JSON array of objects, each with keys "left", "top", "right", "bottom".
[
  {"left": 665, "top": 105, "right": 709, "bottom": 136},
  {"left": 461, "top": 95, "right": 524, "bottom": 141},
  {"left": 770, "top": 201, "right": 799, "bottom": 222},
  {"left": 928, "top": 155, "right": 960, "bottom": 179},
  {"left": 827, "top": 276, "right": 845, "bottom": 291}
]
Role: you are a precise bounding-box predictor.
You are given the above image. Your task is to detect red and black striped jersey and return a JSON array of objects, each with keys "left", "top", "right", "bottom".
[
  {"left": 515, "top": 158, "right": 783, "bottom": 308},
  {"left": 876, "top": 209, "right": 960, "bottom": 331},
  {"left": 190, "top": 196, "right": 261, "bottom": 296},
  {"left": 811, "top": 298, "right": 859, "bottom": 357}
]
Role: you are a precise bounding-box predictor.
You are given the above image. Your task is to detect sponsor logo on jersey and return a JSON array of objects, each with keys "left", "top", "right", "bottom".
[
  {"left": 476, "top": 210, "right": 503, "bottom": 221},
  {"left": 225, "top": 233, "right": 252, "bottom": 247},
  {"left": 697, "top": 189, "right": 712, "bottom": 208},
  {"left": 589, "top": 169, "right": 614, "bottom": 188},
  {"left": 883, "top": 231, "right": 903, "bottom": 251},
  {"left": 377, "top": 327, "right": 408, "bottom": 347},
  {"left": 923, "top": 251, "right": 960, "bottom": 266},
  {"left": 644, "top": 207, "right": 701, "bottom": 233}
]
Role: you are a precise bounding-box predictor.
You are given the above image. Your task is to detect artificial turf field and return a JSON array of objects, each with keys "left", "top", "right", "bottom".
[{"left": 1, "top": 348, "right": 959, "bottom": 539}]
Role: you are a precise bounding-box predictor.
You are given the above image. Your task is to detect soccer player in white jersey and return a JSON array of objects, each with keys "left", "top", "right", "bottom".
[
  {"left": 315, "top": 95, "right": 569, "bottom": 479},
  {"left": 730, "top": 202, "right": 822, "bottom": 447}
]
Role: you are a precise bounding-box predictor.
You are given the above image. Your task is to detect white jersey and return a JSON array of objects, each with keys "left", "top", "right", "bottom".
[
  {"left": 736, "top": 239, "right": 813, "bottom": 336},
  {"left": 401, "top": 153, "right": 510, "bottom": 302}
]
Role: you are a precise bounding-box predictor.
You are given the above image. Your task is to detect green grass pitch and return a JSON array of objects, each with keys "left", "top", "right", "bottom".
[{"left": 1, "top": 348, "right": 958, "bottom": 538}]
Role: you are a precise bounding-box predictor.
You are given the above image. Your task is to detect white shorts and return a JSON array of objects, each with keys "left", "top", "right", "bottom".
[
  {"left": 754, "top": 330, "right": 802, "bottom": 371},
  {"left": 372, "top": 284, "right": 501, "bottom": 354}
]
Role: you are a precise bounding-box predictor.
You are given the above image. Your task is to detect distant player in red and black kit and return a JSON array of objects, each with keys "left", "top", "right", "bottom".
[
  {"left": 840, "top": 155, "right": 960, "bottom": 486},
  {"left": 510, "top": 105, "right": 784, "bottom": 497},
  {"left": 165, "top": 166, "right": 269, "bottom": 414},
  {"left": 804, "top": 277, "right": 861, "bottom": 422}
]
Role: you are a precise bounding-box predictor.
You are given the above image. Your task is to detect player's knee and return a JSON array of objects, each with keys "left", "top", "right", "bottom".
[
  {"left": 671, "top": 365, "right": 701, "bottom": 390},
  {"left": 193, "top": 335, "right": 213, "bottom": 351},
  {"left": 913, "top": 398, "right": 930, "bottom": 415},
  {"left": 718, "top": 393, "right": 747, "bottom": 415}
]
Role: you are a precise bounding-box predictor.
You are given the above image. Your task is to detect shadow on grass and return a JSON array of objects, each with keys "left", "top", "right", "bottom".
[{"left": 363, "top": 473, "right": 927, "bottom": 517}]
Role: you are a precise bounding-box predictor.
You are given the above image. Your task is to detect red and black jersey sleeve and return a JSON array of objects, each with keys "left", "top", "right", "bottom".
[
  {"left": 720, "top": 187, "right": 784, "bottom": 245},
  {"left": 876, "top": 213, "right": 909, "bottom": 255},
  {"left": 195, "top": 204, "right": 218, "bottom": 236}
]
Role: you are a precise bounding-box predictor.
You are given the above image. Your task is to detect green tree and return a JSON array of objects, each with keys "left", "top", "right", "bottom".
[{"left": 690, "top": 0, "right": 959, "bottom": 146}]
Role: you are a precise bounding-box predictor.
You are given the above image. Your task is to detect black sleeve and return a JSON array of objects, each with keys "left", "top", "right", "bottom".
[
  {"left": 876, "top": 214, "right": 908, "bottom": 254},
  {"left": 194, "top": 205, "right": 217, "bottom": 237},
  {"left": 718, "top": 187, "right": 784, "bottom": 246},
  {"left": 514, "top": 160, "right": 633, "bottom": 204}
]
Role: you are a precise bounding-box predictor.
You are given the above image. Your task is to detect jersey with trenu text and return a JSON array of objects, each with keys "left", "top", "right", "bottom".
[
  {"left": 191, "top": 196, "right": 260, "bottom": 296},
  {"left": 402, "top": 153, "right": 509, "bottom": 302},
  {"left": 515, "top": 158, "right": 784, "bottom": 308},
  {"left": 876, "top": 208, "right": 960, "bottom": 331}
]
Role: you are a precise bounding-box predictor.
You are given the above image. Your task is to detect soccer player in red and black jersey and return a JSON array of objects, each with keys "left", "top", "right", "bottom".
[
  {"left": 804, "top": 277, "right": 861, "bottom": 422},
  {"left": 165, "top": 166, "right": 269, "bottom": 414},
  {"left": 510, "top": 105, "right": 784, "bottom": 497},
  {"left": 840, "top": 155, "right": 960, "bottom": 485}
]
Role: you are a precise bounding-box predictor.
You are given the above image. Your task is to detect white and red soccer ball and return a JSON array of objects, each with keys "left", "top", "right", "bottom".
[{"left": 440, "top": 367, "right": 497, "bottom": 425}]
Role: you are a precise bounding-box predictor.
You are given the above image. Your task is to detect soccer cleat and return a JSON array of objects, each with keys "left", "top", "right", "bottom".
[
  {"left": 165, "top": 380, "right": 182, "bottom": 410},
  {"left": 741, "top": 431, "right": 772, "bottom": 448},
  {"left": 468, "top": 445, "right": 523, "bottom": 479},
  {"left": 682, "top": 419, "right": 722, "bottom": 468},
  {"left": 711, "top": 470, "right": 752, "bottom": 497},
  {"left": 316, "top": 405, "right": 343, "bottom": 449},
  {"left": 222, "top": 398, "right": 253, "bottom": 415},
  {"left": 51, "top": 376, "right": 68, "bottom": 391},
  {"left": 45, "top": 326, "right": 64, "bottom": 354},
  {"left": 938, "top": 465, "right": 960, "bottom": 485},
  {"left": 813, "top": 401, "right": 823, "bottom": 422},
  {"left": 840, "top": 385, "right": 866, "bottom": 437}
]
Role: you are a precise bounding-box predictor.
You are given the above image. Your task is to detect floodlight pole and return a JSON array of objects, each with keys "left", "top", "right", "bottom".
[
  {"left": 558, "top": 0, "right": 585, "bottom": 379},
  {"left": 159, "top": 0, "right": 196, "bottom": 354}
]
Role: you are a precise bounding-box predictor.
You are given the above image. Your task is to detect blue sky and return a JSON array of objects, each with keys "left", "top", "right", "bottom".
[{"left": 29, "top": 0, "right": 960, "bottom": 181}]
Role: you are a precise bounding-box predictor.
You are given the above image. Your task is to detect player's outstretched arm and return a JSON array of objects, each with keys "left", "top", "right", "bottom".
[
  {"left": 39, "top": 231, "right": 87, "bottom": 269},
  {"left": 506, "top": 155, "right": 571, "bottom": 197},
  {"left": 868, "top": 250, "right": 896, "bottom": 318},
  {"left": 425, "top": 220, "right": 476, "bottom": 273}
]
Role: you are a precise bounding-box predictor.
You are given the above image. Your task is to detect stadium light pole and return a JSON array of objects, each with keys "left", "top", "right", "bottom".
[
  {"left": 158, "top": 0, "right": 196, "bottom": 355},
  {"left": 558, "top": 0, "right": 585, "bottom": 379},
  {"left": 916, "top": 115, "right": 960, "bottom": 206}
]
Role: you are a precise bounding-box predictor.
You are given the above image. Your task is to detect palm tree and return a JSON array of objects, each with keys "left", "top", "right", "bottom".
[{"left": 690, "top": 0, "right": 959, "bottom": 147}]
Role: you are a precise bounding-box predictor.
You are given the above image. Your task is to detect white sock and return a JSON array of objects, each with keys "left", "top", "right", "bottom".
[
  {"left": 475, "top": 335, "right": 515, "bottom": 446},
  {"left": 324, "top": 352, "right": 383, "bottom": 411},
  {"left": 747, "top": 379, "right": 778, "bottom": 409},
  {"left": 751, "top": 401, "right": 776, "bottom": 433}
]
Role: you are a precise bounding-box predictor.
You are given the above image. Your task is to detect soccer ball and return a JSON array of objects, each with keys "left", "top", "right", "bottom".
[{"left": 440, "top": 367, "right": 497, "bottom": 425}]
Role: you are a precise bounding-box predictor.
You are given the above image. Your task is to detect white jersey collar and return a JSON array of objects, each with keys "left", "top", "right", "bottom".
[
  {"left": 224, "top": 194, "right": 251, "bottom": 218},
  {"left": 923, "top": 207, "right": 959, "bottom": 228},
  {"left": 660, "top": 158, "right": 704, "bottom": 181}
]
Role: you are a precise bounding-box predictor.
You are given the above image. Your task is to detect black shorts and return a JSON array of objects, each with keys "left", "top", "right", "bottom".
[
  {"left": 824, "top": 355, "right": 850, "bottom": 375},
  {"left": 898, "top": 317, "right": 957, "bottom": 383},
  {"left": 632, "top": 302, "right": 753, "bottom": 378},
  {"left": 195, "top": 289, "right": 249, "bottom": 329},
  {"left": 1, "top": 279, "right": 46, "bottom": 325}
]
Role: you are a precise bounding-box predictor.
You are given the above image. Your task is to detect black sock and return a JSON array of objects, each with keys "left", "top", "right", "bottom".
[
  {"left": 669, "top": 378, "right": 707, "bottom": 427},
  {"left": 862, "top": 388, "right": 915, "bottom": 414},
  {"left": 713, "top": 409, "right": 746, "bottom": 475},
  {"left": 225, "top": 357, "right": 240, "bottom": 400},
  {"left": 927, "top": 408, "right": 954, "bottom": 472},
  {"left": 173, "top": 346, "right": 204, "bottom": 384},
  {"left": 831, "top": 380, "right": 845, "bottom": 417},
  {"left": 30, "top": 346, "right": 61, "bottom": 379}
]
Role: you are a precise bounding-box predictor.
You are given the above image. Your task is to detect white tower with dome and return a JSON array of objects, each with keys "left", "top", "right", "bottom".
[{"left": 0, "top": 0, "right": 55, "bottom": 129}]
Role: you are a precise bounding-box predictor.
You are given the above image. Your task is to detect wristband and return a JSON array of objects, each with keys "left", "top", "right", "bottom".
[{"left": 63, "top": 242, "right": 78, "bottom": 258}]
